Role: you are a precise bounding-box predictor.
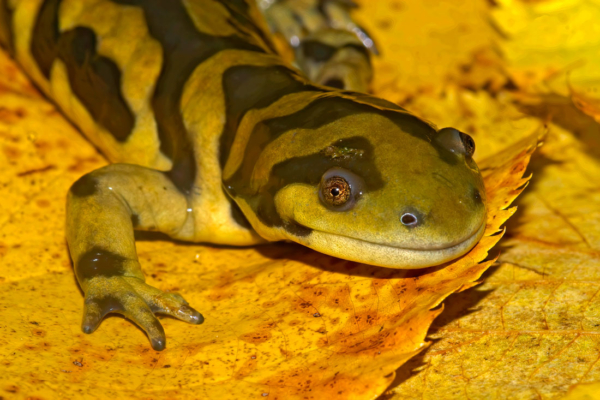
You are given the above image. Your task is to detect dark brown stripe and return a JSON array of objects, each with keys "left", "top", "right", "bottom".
[
  {"left": 254, "top": 95, "right": 431, "bottom": 160},
  {"left": 70, "top": 174, "right": 99, "bottom": 197},
  {"left": 219, "top": 64, "right": 321, "bottom": 167},
  {"left": 219, "top": 64, "right": 322, "bottom": 230},
  {"left": 229, "top": 198, "right": 252, "bottom": 229},
  {"left": 76, "top": 247, "right": 126, "bottom": 281},
  {"left": 302, "top": 40, "right": 336, "bottom": 62},
  {"left": 323, "top": 78, "right": 344, "bottom": 89},
  {"left": 220, "top": 0, "right": 278, "bottom": 55},
  {"left": 227, "top": 135, "right": 384, "bottom": 232},
  {"left": 264, "top": 97, "right": 375, "bottom": 134},
  {"left": 301, "top": 40, "right": 371, "bottom": 64},
  {"left": 0, "top": 0, "right": 14, "bottom": 55},
  {"left": 224, "top": 96, "right": 443, "bottom": 231},
  {"left": 227, "top": 0, "right": 250, "bottom": 12},
  {"left": 58, "top": 27, "right": 135, "bottom": 141},
  {"left": 112, "top": 0, "right": 268, "bottom": 193},
  {"left": 341, "top": 96, "right": 465, "bottom": 166},
  {"left": 283, "top": 220, "right": 312, "bottom": 237},
  {"left": 257, "top": 95, "right": 434, "bottom": 145},
  {"left": 30, "top": 0, "right": 61, "bottom": 77},
  {"left": 31, "top": 0, "right": 135, "bottom": 141},
  {"left": 225, "top": 97, "right": 376, "bottom": 203}
]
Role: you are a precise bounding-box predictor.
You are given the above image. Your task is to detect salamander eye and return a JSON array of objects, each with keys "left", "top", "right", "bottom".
[
  {"left": 319, "top": 167, "right": 364, "bottom": 211},
  {"left": 322, "top": 177, "right": 351, "bottom": 206},
  {"left": 435, "top": 127, "right": 476, "bottom": 158}
]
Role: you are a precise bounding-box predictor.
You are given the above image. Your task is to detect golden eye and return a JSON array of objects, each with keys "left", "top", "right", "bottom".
[
  {"left": 319, "top": 167, "right": 364, "bottom": 211},
  {"left": 321, "top": 176, "right": 351, "bottom": 206}
]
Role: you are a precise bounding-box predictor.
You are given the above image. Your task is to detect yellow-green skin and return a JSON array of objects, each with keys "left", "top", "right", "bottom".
[{"left": 0, "top": 0, "right": 486, "bottom": 350}]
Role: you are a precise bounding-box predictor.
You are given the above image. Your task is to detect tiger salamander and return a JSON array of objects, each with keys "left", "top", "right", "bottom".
[{"left": 0, "top": 0, "right": 486, "bottom": 350}]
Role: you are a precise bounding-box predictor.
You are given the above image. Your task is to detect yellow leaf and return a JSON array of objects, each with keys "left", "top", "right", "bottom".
[
  {"left": 379, "top": 4, "right": 600, "bottom": 386},
  {"left": 0, "top": 23, "right": 533, "bottom": 400},
  {"left": 492, "top": 0, "right": 600, "bottom": 98},
  {"left": 387, "top": 107, "right": 600, "bottom": 399},
  {"left": 564, "top": 382, "right": 600, "bottom": 400},
  {"left": 570, "top": 86, "right": 600, "bottom": 123},
  {"left": 353, "top": 0, "right": 495, "bottom": 102}
]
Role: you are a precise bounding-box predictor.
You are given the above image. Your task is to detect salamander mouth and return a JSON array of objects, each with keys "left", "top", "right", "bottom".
[{"left": 293, "top": 220, "right": 486, "bottom": 269}]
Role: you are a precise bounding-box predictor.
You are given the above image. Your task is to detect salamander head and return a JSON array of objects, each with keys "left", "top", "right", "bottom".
[{"left": 227, "top": 97, "right": 486, "bottom": 268}]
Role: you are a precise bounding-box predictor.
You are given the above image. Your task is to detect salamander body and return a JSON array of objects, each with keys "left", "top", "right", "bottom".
[{"left": 0, "top": 0, "right": 486, "bottom": 350}]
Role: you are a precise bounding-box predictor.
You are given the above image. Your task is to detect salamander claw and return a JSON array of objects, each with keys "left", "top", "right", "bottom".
[
  {"left": 144, "top": 290, "right": 204, "bottom": 325},
  {"left": 80, "top": 276, "right": 202, "bottom": 350},
  {"left": 82, "top": 295, "right": 123, "bottom": 334}
]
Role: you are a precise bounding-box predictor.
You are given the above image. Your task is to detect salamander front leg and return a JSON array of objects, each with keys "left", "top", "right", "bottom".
[{"left": 66, "top": 164, "right": 203, "bottom": 350}]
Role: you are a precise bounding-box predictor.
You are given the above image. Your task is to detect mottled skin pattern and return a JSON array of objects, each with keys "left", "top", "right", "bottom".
[
  {"left": 261, "top": 0, "right": 374, "bottom": 91},
  {"left": 0, "top": 0, "right": 486, "bottom": 350}
]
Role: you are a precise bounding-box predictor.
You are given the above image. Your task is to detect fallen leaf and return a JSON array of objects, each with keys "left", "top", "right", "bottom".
[
  {"left": 492, "top": 0, "right": 600, "bottom": 99},
  {"left": 353, "top": 0, "right": 495, "bottom": 102},
  {"left": 570, "top": 86, "right": 600, "bottom": 124},
  {"left": 0, "top": 11, "right": 533, "bottom": 399},
  {"left": 564, "top": 382, "right": 600, "bottom": 400},
  {"left": 385, "top": 97, "right": 600, "bottom": 400}
]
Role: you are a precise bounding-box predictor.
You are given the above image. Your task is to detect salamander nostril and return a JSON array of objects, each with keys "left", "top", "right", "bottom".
[
  {"left": 401, "top": 213, "right": 418, "bottom": 226},
  {"left": 473, "top": 187, "right": 483, "bottom": 203}
]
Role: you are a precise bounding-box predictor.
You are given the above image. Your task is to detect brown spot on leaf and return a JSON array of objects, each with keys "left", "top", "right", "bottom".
[
  {"left": 35, "top": 199, "right": 50, "bottom": 208},
  {"left": 3, "top": 145, "right": 20, "bottom": 160}
]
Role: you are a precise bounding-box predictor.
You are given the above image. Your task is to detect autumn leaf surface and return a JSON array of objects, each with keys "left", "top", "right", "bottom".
[
  {"left": 386, "top": 121, "right": 600, "bottom": 399},
  {"left": 351, "top": 0, "right": 600, "bottom": 398},
  {"left": 491, "top": 0, "right": 600, "bottom": 97},
  {"left": 0, "top": 2, "right": 543, "bottom": 400},
  {"left": 0, "top": 46, "right": 531, "bottom": 398}
]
